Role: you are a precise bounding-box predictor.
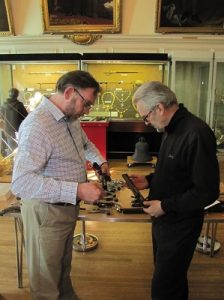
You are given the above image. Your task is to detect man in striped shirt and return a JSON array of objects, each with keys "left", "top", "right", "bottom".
[{"left": 12, "top": 70, "right": 110, "bottom": 300}]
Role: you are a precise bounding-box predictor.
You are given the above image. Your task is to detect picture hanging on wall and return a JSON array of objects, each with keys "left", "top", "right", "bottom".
[
  {"left": 0, "top": 0, "right": 14, "bottom": 36},
  {"left": 156, "top": 0, "right": 224, "bottom": 33},
  {"left": 42, "top": 0, "right": 121, "bottom": 34}
]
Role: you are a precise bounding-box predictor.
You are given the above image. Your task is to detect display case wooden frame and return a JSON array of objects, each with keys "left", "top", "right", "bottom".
[
  {"left": 42, "top": 0, "right": 121, "bottom": 34},
  {"left": 156, "top": 0, "right": 224, "bottom": 34},
  {"left": 0, "top": 0, "right": 14, "bottom": 36}
]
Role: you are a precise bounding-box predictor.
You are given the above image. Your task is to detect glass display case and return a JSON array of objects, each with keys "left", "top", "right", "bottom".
[
  {"left": 81, "top": 53, "right": 170, "bottom": 158},
  {"left": 81, "top": 53, "right": 170, "bottom": 121},
  {"left": 0, "top": 53, "right": 170, "bottom": 159},
  {"left": 171, "top": 51, "right": 224, "bottom": 154},
  {"left": 212, "top": 54, "right": 224, "bottom": 152},
  {"left": 0, "top": 53, "right": 81, "bottom": 110},
  {"left": 171, "top": 54, "right": 213, "bottom": 125},
  {"left": 0, "top": 53, "right": 81, "bottom": 156}
]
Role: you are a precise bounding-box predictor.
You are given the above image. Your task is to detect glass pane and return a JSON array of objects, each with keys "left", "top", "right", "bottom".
[
  {"left": 0, "top": 64, "right": 12, "bottom": 105},
  {"left": 175, "top": 61, "right": 210, "bottom": 122},
  {"left": 0, "top": 62, "right": 78, "bottom": 110},
  {"left": 0, "top": 61, "right": 78, "bottom": 157},
  {"left": 82, "top": 61, "right": 168, "bottom": 120},
  {"left": 213, "top": 62, "right": 224, "bottom": 151}
]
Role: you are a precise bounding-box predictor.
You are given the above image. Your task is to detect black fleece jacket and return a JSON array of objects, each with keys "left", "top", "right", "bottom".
[{"left": 146, "top": 104, "right": 220, "bottom": 223}]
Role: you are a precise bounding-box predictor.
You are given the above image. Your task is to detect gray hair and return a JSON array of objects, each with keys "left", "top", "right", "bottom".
[{"left": 133, "top": 81, "right": 178, "bottom": 110}]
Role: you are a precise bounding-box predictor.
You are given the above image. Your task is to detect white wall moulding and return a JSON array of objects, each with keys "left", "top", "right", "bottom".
[
  {"left": 169, "top": 50, "right": 214, "bottom": 60},
  {"left": 1, "top": 35, "right": 224, "bottom": 54}
]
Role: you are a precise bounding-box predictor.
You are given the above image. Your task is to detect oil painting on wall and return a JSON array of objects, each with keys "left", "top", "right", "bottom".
[
  {"left": 156, "top": 0, "right": 224, "bottom": 33},
  {"left": 0, "top": 0, "right": 14, "bottom": 36},
  {"left": 42, "top": 0, "right": 121, "bottom": 33}
]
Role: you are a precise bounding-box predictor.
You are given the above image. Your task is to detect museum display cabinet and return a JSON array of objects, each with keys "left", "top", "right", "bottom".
[
  {"left": 81, "top": 53, "right": 170, "bottom": 158},
  {"left": 106, "top": 120, "right": 163, "bottom": 159},
  {"left": 170, "top": 50, "right": 224, "bottom": 154},
  {"left": 0, "top": 53, "right": 81, "bottom": 156},
  {"left": 1, "top": 51, "right": 224, "bottom": 159},
  {"left": 211, "top": 52, "right": 224, "bottom": 153},
  {"left": 170, "top": 51, "right": 213, "bottom": 125},
  {"left": 81, "top": 121, "right": 109, "bottom": 160},
  {"left": 0, "top": 53, "right": 170, "bottom": 159},
  {"left": 0, "top": 53, "right": 81, "bottom": 109},
  {"left": 81, "top": 53, "right": 170, "bottom": 120}
]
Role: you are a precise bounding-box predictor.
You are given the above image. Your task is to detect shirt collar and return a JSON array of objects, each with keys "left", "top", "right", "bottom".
[{"left": 43, "top": 96, "right": 66, "bottom": 122}]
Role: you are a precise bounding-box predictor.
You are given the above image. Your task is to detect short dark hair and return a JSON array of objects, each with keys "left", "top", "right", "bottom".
[
  {"left": 9, "top": 88, "right": 19, "bottom": 98},
  {"left": 56, "top": 70, "right": 100, "bottom": 95}
]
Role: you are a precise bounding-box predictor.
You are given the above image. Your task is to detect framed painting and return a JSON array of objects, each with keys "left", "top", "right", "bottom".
[
  {"left": 156, "top": 0, "right": 224, "bottom": 34},
  {"left": 0, "top": 0, "right": 14, "bottom": 36},
  {"left": 42, "top": 0, "right": 121, "bottom": 34}
]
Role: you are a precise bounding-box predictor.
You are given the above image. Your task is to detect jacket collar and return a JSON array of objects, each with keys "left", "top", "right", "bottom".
[{"left": 165, "top": 103, "right": 188, "bottom": 133}]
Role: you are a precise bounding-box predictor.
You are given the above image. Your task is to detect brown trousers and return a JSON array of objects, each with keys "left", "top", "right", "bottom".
[{"left": 21, "top": 199, "right": 79, "bottom": 300}]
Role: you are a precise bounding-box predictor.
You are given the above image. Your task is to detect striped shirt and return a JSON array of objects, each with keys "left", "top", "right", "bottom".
[{"left": 11, "top": 97, "right": 105, "bottom": 205}]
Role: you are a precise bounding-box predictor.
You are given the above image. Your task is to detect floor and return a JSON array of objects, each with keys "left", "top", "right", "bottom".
[{"left": 0, "top": 158, "right": 224, "bottom": 299}]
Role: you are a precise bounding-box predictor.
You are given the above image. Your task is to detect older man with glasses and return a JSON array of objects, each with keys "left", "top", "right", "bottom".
[
  {"left": 12, "top": 70, "right": 110, "bottom": 300},
  {"left": 130, "top": 81, "right": 220, "bottom": 300}
]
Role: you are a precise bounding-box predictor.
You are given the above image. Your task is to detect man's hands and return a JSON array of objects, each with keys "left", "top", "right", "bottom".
[
  {"left": 100, "top": 162, "right": 110, "bottom": 177},
  {"left": 77, "top": 182, "right": 104, "bottom": 204},
  {"left": 143, "top": 200, "right": 165, "bottom": 217},
  {"left": 77, "top": 172, "right": 166, "bottom": 217},
  {"left": 129, "top": 175, "right": 149, "bottom": 190},
  {"left": 128, "top": 175, "right": 165, "bottom": 218}
]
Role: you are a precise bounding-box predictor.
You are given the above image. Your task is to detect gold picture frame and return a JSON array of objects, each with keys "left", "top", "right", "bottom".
[
  {"left": 0, "top": 0, "right": 14, "bottom": 36},
  {"left": 42, "top": 0, "right": 121, "bottom": 34},
  {"left": 156, "top": 0, "right": 224, "bottom": 34}
]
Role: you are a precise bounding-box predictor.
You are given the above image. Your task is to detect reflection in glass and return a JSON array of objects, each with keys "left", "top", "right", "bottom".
[
  {"left": 175, "top": 61, "right": 209, "bottom": 122},
  {"left": 213, "top": 62, "right": 224, "bottom": 151}
]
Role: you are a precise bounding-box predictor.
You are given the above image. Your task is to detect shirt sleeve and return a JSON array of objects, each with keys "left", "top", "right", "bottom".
[{"left": 11, "top": 121, "right": 78, "bottom": 204}]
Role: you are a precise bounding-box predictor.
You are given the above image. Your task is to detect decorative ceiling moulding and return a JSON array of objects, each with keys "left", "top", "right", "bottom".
[
  {"left": 41, "top": 0, "right": 121, "bottom": 45},
  {"left": 0, "top": 0, "right": 14, "bottom": 36}
]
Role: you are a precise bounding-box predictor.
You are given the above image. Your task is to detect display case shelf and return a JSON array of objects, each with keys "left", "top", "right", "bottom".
[{"left": 81, "top": 53, "right": 170, "bottom": 121}]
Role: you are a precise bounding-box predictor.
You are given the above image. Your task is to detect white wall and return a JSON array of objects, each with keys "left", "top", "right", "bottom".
[
  {"left": 9, "top": 0, "right": 156, "bottom": 36},
  {"left": 0, "top": 0, "right": 224, "bottom": 54},
  {"left": 10, "top": 0, "right": 43, "bottom": 36}
]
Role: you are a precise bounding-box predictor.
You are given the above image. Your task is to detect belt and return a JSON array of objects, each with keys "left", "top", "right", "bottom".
[
  {"left": 53, "top": 202, "right": 74, "bottom": 206},
  {"left": 52, "top": 200, "right": 81, "bottom": 207}
]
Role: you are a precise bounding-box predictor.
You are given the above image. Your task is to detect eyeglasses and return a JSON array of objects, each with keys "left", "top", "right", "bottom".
[
  {"left": 142, "top": 105, "right": 158, "bottom": 124},
  {"left": 74, "top": 89, "right": 94, "bottom": 109}
]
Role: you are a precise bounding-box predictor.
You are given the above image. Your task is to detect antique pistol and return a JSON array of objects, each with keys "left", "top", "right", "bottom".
[
  {"left": 92, "top": 162, "right": 111, "bottom": 190},
  {"left": 122, "top": 173, "right": 147, "bottom": 211}
]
